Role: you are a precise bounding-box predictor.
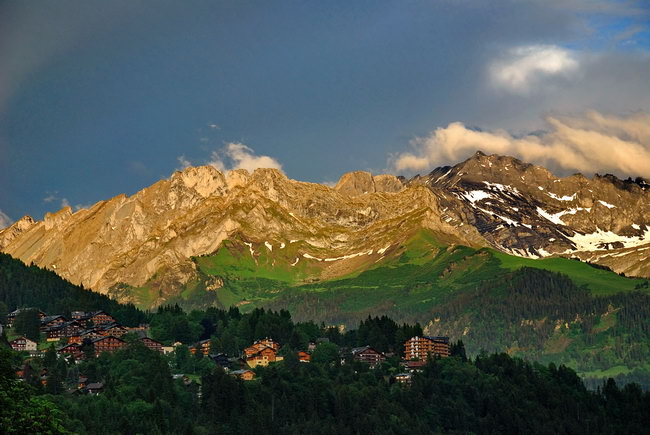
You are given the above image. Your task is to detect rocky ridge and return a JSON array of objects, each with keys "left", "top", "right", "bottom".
[
  {"left": 0, "top": 166, "right": 483, "bottom": 300},
  {"left": 2, "top": 151, "right": 649, "bottom": 304},
  {"left": 413, "top": 151, "right": 650, "bottom": 276}
]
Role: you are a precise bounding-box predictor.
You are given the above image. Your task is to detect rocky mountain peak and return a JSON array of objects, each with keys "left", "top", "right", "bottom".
[
  {"left": 335, "top": 171, "right": 403, "bottom": 196},
  {"left": 170, "top": 165, "right": 227, "bottom": 198},
  {"left": 0, "top": 215, "right": 36, "bottom": 249}
]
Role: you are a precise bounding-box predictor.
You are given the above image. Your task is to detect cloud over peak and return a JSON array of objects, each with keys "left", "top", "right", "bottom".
[
  {"left": 0, "top": 210, "right": 13, "bottom": 229},
  {"left": 393, "top": 111, "right": 650, "bottom": 179},
  {"left": 209, "top": 143, "right": 283, "bottom": 173},
  {"left": 177, "top": 143, "right": 283, "bottom": 174},
  {"left": 489, "top": 45, "right": 579, "bottom": 94}
]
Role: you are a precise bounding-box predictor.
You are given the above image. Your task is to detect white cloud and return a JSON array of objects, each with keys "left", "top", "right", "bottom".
[
  {"left": 176, "top": 155, "right": 191, "bottom": 170},
  {"left": 208, "top": 142, "right": 283, "bottom": 173},
  {"left": 489, "top": 45, "right": 579, "bottom": 94},
  {"left": 393, "top": 111, "right": 650, "bottom": 178},
  {"left": 42, "top": 191, "right": 82, "bottom": 211},
  {"left": 0, "top": 210, "right": 13, "bottom": 229},
  {"left": 43, "top": 191, "right": 58, "bottom": 203}
]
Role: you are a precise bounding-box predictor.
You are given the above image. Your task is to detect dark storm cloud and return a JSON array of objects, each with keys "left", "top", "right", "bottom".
[{"left": 0, "top": 0, "right": 648, "bottom": 220}]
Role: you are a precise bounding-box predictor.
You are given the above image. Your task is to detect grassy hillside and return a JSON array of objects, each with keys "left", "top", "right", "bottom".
[
  {"left": 154, "top": 230, "right": 647, "bottom": 317},
  {"left": 109, "top": 230, "right": 650, "bottom": 386}
]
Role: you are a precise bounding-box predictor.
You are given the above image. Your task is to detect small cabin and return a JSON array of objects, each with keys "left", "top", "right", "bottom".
[{"left": 231, "top": 369, "right": 255, "bottom": 381}]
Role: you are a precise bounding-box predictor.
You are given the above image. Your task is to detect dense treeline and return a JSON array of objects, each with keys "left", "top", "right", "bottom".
[
  {"left": 3, "top": 331, "right": 650, "bottom": 434},
  {"left": 426, "top": 268, "right": 650, "bottom": 384},
  {"left": 150, "top": 304, "right": 422, "bottom": 358},
  {"left": 0, "top": 253, "right": 145, "bottom": 326},
  {"left": 0, "top": 346, "right": 68, "bottom": 434}
]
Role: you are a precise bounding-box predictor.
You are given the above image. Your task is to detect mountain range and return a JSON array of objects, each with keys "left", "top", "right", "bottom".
[
  {"left": 1, "top": 151, "right": 649, "bottom": 309},
  {"left": 3, "top": 151, "right": 650, "bottom": 383}
]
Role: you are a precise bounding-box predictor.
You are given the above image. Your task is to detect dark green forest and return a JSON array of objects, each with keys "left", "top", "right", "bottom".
[
  {"left": 3, "top": 326, "right": 650, "bottom": 434},
  {"left": 2, "top": 252, "right": 650, "bottom": 433},
  {"left": 0, "top": 254, "right": 145, "bottom": 326}
]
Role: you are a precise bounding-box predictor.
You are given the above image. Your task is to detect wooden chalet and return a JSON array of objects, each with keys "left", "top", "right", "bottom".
[
  {"left": 58, "top": 343, "right": 83, "bottom": 360},
  {"left": 404, "top": 336, "right": 450, "bottom": 361},
  {"left": 230, "top": 369, "right": 256, "bottom": 381},
  {"left": 71, "top": 311, "right": 86, "bottom": 320},
  {"left": 190, "top": 339, "right": 211, "bottom": 356},
  {"left": 244, "top": 338, "right": 280, "bottom": 357},
  {"left": 246, "top": 346, "right": 284, "bottom": 368},
  {"left": 68, "top": 329, "right": 103, "bottom": 344},
  {"left": 6, "top": 308, "right": 46, "bottom": 327},
  {"left": 44, "top": 320, "right": 84, "bottom": 341},
  {"left": 97, "top": 322, "right": 128, "bottom": 337},
  {"left": 91, "top": 335, "right": 126, "bottom": 354},
  {"left": 298, "top": 351, "right": 311, "bottom": 363},
  {"left": 351, "top": 346, "right": 386, "bottom": 367},
  {"left": 40, "top": 315, "right": 68, "bottom": 331},
  {"left": 10, "top": 336, "right": 37, "bottom": 352},
  {"left": 394, "top": 373, "right": 413, "bottom": 385},
  {"left": 140, "top": 337, "right": 163, "bottom": 353},
  {"left": 400, "top": 360, "right": 427, "bottom": 372},
  {"left": 81, "top": 310, "right": 115, "bottom": 327}
]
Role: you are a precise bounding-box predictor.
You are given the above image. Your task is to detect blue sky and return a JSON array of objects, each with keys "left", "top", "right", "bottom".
[{"left": 0, "top": 0, "right": 649, "bottom": 225}]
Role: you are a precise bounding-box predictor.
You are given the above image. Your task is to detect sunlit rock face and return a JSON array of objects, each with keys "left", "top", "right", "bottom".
[{"left": 2, "top": 152, "right": 649, "bottom": 306}]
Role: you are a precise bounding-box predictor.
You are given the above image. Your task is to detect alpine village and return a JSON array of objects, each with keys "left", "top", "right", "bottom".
[{"left": 4, "top": 305, "right": 449, "bottom": 390}]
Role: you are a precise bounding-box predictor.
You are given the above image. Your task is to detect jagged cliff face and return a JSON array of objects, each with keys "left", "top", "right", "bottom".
[
  {"left": 2, "top": 151, "right": 649, "bottom": 305},
  {"left": 411, "top": 151, "right": 650, "bottom": 276},
  {"left": 0, "top": 166, "right": 484, "bottom": 298}
]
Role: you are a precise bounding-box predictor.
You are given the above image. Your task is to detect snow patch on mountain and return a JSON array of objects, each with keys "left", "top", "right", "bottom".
[
  {"left": 568, "top": 228, "right": 650, "bottom": 252},
  {"left": 547, "top": 192, "right": 576, "bottom": 201}
]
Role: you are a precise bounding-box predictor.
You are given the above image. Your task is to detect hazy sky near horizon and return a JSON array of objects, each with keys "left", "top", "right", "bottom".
[{"left": 0, "top": 0, "right": 649, "bottom": 225}]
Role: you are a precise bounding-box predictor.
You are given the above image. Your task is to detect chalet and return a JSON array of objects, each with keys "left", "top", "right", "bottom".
[
  {"left": 400, "top": 360, "right": 427, "bottom": 372},
  {"left": 40, "top": 315, "right": 68, "bottom": 331},
  {"left": 230, "top": 369, "right": 255, "bottom": 381},
  {"left": 190, "top": 339, "right": 211, "bottom": 356},
  {"left": 44, "top": 320, "right": 84, "bottom": 341},
  {"left": 10, "top": 336, "right": 37, "bottom": 352},
  {"left": 404, "top": 336, "right": 450, "bottom": 361},
  {"left": 298, "top": 351, "right": 311, "bottom": 363},
  {"left": 58, "top": 343, "right": 83, "bottom": 360},
  {"left": 6, "top": 308, "right": 46, "bottom": 327},
  {"left": 96, "top": 322, "right": 128, "bottom": 337},
  {"left": 91, "top": 335, "right": 126, "bottom": 354},
  {"left": 78, "top": 376, "right": 89, "bottom": 390},
  {"left": 81, "top": 311, "right": 115, "bottom": 327},
  {"left": 140, "top": 337, "right": 163, "bottom": 353},
  {"left": 209, "top": 353, "right": 230, "bottom": 368},
  {"left": 246, "top": 346, "right": 283, "bottom": 368},
  {"left": 244, "top": 338, "right": 280, "bottom": 356},
  {"left": 351, "top": 346, "right": 386, "bottom": 367},
  {"left": 71, "top": 311, "right": 86, "bottom": 320},
  {"left": 394, "top": 373, "right": 413, "bottom": 385},
  {"left": 68, "top": 328, "right": 103, "bottom": 344}
]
